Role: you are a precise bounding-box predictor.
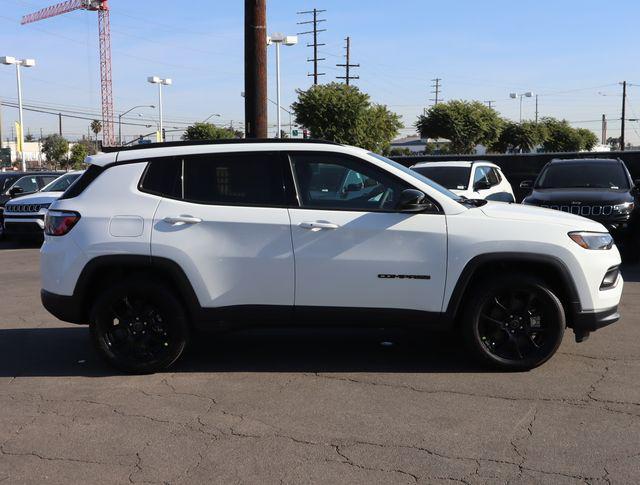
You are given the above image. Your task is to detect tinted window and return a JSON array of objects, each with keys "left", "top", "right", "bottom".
[
  {"left": 489, "top": 168, "right": 502, "bottom": 184},
  {"left": 40, "top": 176, "right": 58, "bottom": 187},
  {"left": 140, "top": 158, "right": 182, "bottom": 199},
  {"left": 41, "top": 173, "right": 82, "bottom": 192},
  {"left": 367, "top": 152, "right": 463, "bottom": 202},
  {"left": 291, "top": 153, "right": 409, "bottom": 211},
  {"left": 536, "top": 162, "right": 629, "bottom": 189},
  {"left": 1, "top": 175, "right": 20, "bottom": 192},
  {"left": 183, "top": 152, "right": 285, "bottom": 206},
  {"left": 13, "top": 176, "right": 39, "bottom": 193},
  {"left": 412, "top": 166, "right": 470, "bottom": 190},
  {"left": 474, "top": 166, "right": 491, "bottom": 185}
]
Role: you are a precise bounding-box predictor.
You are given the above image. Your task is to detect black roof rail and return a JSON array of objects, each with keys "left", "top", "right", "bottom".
[{"left": 101, "top": 138, "right": 342, "bottom": 153}]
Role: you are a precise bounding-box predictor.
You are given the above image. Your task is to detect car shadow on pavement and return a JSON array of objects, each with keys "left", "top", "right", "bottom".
[
  {"left": 0, "top": 326, "right": 486, "bottom": 377},
  {"left": 0, "top": 238, "right": 42, "bottom": 250},
  {"left": 621, "top": 262, "right": 640, "bottom": 283}
]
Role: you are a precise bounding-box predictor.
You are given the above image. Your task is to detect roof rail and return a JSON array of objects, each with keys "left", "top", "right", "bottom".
[{"left": 101, "top": 138, "right": 342, "bottom": 153}]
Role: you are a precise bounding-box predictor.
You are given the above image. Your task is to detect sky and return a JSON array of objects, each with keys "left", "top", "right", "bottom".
[{"left": 1, "top": 0, "right": 640, "bottom": 144}]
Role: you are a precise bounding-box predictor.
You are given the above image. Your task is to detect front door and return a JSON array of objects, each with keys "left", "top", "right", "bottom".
[
  {"left": 287, "top": 152, "right": 447, "bottom": 313},
  {"left": 151, "top": 151, "right": 295, "bottom": 310}
]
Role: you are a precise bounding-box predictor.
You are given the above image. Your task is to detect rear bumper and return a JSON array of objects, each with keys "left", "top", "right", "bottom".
[{"left": 41, "top": 289, "right": 85, "bottom": 325}]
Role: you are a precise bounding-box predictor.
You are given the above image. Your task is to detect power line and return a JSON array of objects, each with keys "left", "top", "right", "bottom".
[
  {"left": 336, "top": 36, "right": 359, "bottom": 85},
  {"left": 297, "top": 8, "right": 326, "bottom": 85}
]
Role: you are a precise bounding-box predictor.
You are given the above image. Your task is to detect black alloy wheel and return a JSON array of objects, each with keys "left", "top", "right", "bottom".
[
  {"left": 463, "top": 275, "right": 565, "bottom": 370},
  {"left": 90, "top": 279, "right": 189, "bottom": 374}
]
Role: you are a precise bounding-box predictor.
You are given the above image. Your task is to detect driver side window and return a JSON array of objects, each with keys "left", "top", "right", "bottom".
[
  {"left": 13, "top": 176, "right": 39, "bottom": 193},
  {"left": 290, "top": 153, "right": 409, "bottom": 211}
]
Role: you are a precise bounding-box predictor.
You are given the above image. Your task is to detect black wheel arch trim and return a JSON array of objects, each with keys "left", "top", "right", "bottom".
[{"left": 445, "top": 252, "right": 582, "bottom": 321}]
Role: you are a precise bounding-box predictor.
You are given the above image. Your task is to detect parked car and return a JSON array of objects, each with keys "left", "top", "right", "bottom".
[
  {"left": 0, "top": 171, "right": 61, "bottom": 238},
  {"left": 3, "top": 171, "right": 84, "bottom": 238},
  {"left": 40, "top": 140, "right": 622, "bottom": 373},
  {"left": 521, "top": 158, "right": 639, "bottom": 249},
  {"left": 410, "top": 161, "right": 515, "bottom": 202}
]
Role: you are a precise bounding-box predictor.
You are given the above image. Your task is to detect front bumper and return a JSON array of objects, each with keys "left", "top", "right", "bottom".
[
  {"left": 570, "top": 305, "right": 619, "bottom": 342},
  {"left": 3, "top": 214, "right": 45, "bottom": 235}
]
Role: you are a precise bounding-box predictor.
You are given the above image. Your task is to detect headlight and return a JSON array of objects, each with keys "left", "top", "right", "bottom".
[
  {"left": 568, "top": 231, "right": 613, "bottom": 250},
  {"left": 613, "top": 202, "right": 635, "bottom": 214}
]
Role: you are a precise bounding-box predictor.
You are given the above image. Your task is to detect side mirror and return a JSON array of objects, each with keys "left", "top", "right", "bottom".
[
  {"left": 8, "top": 186, "right": 24, "bottom": 197},
  {"left": 519, "top": 180, "right": 534, "bottom": 189},
  {"left": 397, "top": 189, "right": 434, "bottom": 213},
  {"left": 473, "top": 180, "right": 491, "bottom": 191}
]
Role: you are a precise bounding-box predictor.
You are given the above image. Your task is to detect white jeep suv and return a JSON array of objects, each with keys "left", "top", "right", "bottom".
[
  {"left": 411, "top": 160, "right": 515, "bottom": 202},
  {"left": 40, "top": 140, "right": 623, "bottom": 373}
]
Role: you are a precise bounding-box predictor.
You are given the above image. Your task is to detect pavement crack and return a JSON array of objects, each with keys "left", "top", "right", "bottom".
[{"left": 331, "top": 444, "right": 420, "bottom": 483}]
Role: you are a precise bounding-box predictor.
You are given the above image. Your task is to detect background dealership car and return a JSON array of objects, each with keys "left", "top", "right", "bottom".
[
  {"left": 410, "top": 161, "right": 515, "bottom": 202},
  {"left": 39, "top": 141, "right": 621, "bottom": 374},
  {"left": 3, "top": 171, "right": 83, "bottom": 238},
  {"left": 521, "top": 158, "right": 639, "bottom": 252},
  {"left": 0, "top": 171, "right": 61, "bottom": 238}
]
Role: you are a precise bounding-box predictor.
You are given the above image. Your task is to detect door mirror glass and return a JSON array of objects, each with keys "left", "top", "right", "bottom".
[
  {"left": 397, "top": 189, "right": 434, "bottom": 212},
  {"left": 473, "top": 180, "right": 491, "bottom": 191},
  {"left": 519, "top": 180, "right": 534, "bottom": 189},
  {"left": 9, "top": 186, "right": 24, "bottom": 197}
]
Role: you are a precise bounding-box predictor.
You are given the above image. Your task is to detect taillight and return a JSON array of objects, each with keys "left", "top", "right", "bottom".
[{"left": 44, "top": 210, "right": 81, "bottom": 236}]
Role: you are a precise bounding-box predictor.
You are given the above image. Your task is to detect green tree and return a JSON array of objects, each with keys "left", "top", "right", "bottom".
[
  {"left": 291, "top": 82, "right": 402, "bottom": 153},
  {"left": 540, "top": 118, "right": 583, "bottom": 152},
  {"left": 415, "top": 100, "right": 503, "bottom": 154},
  {"left": 25, "top": 132, "right": 35, "bottom": 142},
  {"left": 490, "top": 121, "right": 546, "bottom": 153},
  {"left": 607, "top": 136, "right": 622, "bottom": 151},
  {"left": 182, "top": 122, "right": 240, "bottom": 140},
  {"left": 41, "top": 134, "right": 69, "bottom": 169},
  {"left": 576, "top": 128, "right": 599, "bottom": 151},
  {"left": 90, "top": 119, "right": 102, "bottom": 150},
  {"left": 69, "top": 138, "right": 96, "bottom": 169}
]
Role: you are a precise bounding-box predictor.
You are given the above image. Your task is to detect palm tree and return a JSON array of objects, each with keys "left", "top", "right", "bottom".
[{"left": 90, "top": 119, "right": 102, "bottom": 150}]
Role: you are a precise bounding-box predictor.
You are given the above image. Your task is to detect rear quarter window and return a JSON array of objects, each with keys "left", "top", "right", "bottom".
[{"left": 138, "top": 157, "right": 182, "bottom": 199}]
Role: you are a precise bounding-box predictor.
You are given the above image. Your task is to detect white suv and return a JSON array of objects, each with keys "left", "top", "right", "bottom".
[
  {"left": 40, "top": 140, "right": 622, "bottom": 373},
  {"left": 411, "top": 161, "right": 515, "bottom": 202}
]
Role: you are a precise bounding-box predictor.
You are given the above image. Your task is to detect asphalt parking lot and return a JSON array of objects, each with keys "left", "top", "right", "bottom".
[{"left": 1, "top": 241, "right": 639, "bottom": 485}]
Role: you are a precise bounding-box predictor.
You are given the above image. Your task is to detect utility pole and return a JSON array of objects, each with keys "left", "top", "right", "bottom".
[
  {"left": 336, "top": 36, "right": 359, "bottom": 85},
  {"left": 620, "top": 81, "right": 627, "bottom": 151},
  {"left": 0, "top": 99, "right": 3, "bottom": 149},
  {"left": 58, "top": 112, "right": 62, "bottom": 136},
  {"left": 601, "top": 114, "right": 607, "bottom": 145},
  {"left": 484, "top": 100, "right": 495, "bottom": 109},
  {"left": 244, "top": 0, "right": 268, "bottom": 138},
  {"left": 535, "top": 94, "right": 539, "bottom": 123},
  {"left": 430, "top": 78, "right": 441, "bottom": 105},
  {"left": 297, "top": 8, "right": 326, "bottom": 84}
]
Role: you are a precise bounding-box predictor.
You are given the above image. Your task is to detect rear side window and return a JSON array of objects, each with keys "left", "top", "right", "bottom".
[
  {"left": 60, "top": 164, "right": 105, "bottom": 200},
  {"left": 139, "top": 157, "right": 182, "bottom": 199},
  {"left": 182, "top": 152, "right": 285, "bottom": 206}
]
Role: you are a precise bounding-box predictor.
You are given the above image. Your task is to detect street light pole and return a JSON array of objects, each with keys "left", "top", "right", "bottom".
[
  {"left": 509, "top": 91, "right": 534, "bottom": 123},
  {"left": 268, "top": 33, "right": 297, "bottom": 138},
  {"left": 118, "top": 104, "right": 155, "bottom": 145},
  {"left": 1, "top": 56, "right": 35, "bottom": 171},
  {"left": 147, "top": 76, "right": 172, "bottom": 142}
]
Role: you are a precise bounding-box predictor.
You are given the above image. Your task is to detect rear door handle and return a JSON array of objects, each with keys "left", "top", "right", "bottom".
[
  {"left": 163, "top": 215, "right": 202, "bottom": 225},
  {"left": 299, "top": 221, "right": 340, "bottom": 230}
]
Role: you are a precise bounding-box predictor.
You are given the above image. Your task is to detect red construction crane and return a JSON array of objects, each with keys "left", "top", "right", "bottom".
[{"left": 21, "top": 0, "right": 115, "bottom": 146}]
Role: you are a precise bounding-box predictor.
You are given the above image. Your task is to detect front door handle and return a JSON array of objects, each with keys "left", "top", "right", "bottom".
[
  {"left": 299, "top": 221, "right": 340, "bottom": 230},
  {"left": 163, "top": 215, "right": 202, "bottom": 225}
]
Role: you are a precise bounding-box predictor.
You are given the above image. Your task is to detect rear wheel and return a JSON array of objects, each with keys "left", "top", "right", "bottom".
[
  {"left": 462, "top": 275, "right": 565, "bottom": 370},
  {"left": 89, "top": 279, "right": 189, "bottom": 374}
]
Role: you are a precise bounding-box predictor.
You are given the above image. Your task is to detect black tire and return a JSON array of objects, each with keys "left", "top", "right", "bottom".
[
  {"left": 461, "top": 274, "right": 565, "bottom": 371},
  {"left": 89, "top": 278, "right": 190, "bottom": 374}
]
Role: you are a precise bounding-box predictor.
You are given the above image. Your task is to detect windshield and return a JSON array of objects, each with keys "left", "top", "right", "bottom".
[
  {"left": 41, "top": 173, "right": 82, "bottom": 192},
  {"left": 536, "top": 162, "right": 629, "bottom": 189},
  {"left": 411, "top": 166, "right": 471, "bottom": 190},
  {"left": 367, "top": 153, "right": 464, "bottom": 202}
]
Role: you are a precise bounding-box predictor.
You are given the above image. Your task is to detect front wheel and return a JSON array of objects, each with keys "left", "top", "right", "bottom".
[
  {"left": 89, "top": 279, "right": 190, "bottom": 374},
  {"left": 462, "top": 275, "right": 565, "bottom": 371}
]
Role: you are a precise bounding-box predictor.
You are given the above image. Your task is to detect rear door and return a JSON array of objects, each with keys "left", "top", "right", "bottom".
[
  {"left": 150, "top": 151, "right": 295, "bottom": 310},
  {"left": 287, "top": 151, "right": 447, "bottom": 313}
]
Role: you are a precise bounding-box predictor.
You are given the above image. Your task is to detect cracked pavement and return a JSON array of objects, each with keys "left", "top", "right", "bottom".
[{"left": 1, "top": 244, "right": 639, "bottom": 484}]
